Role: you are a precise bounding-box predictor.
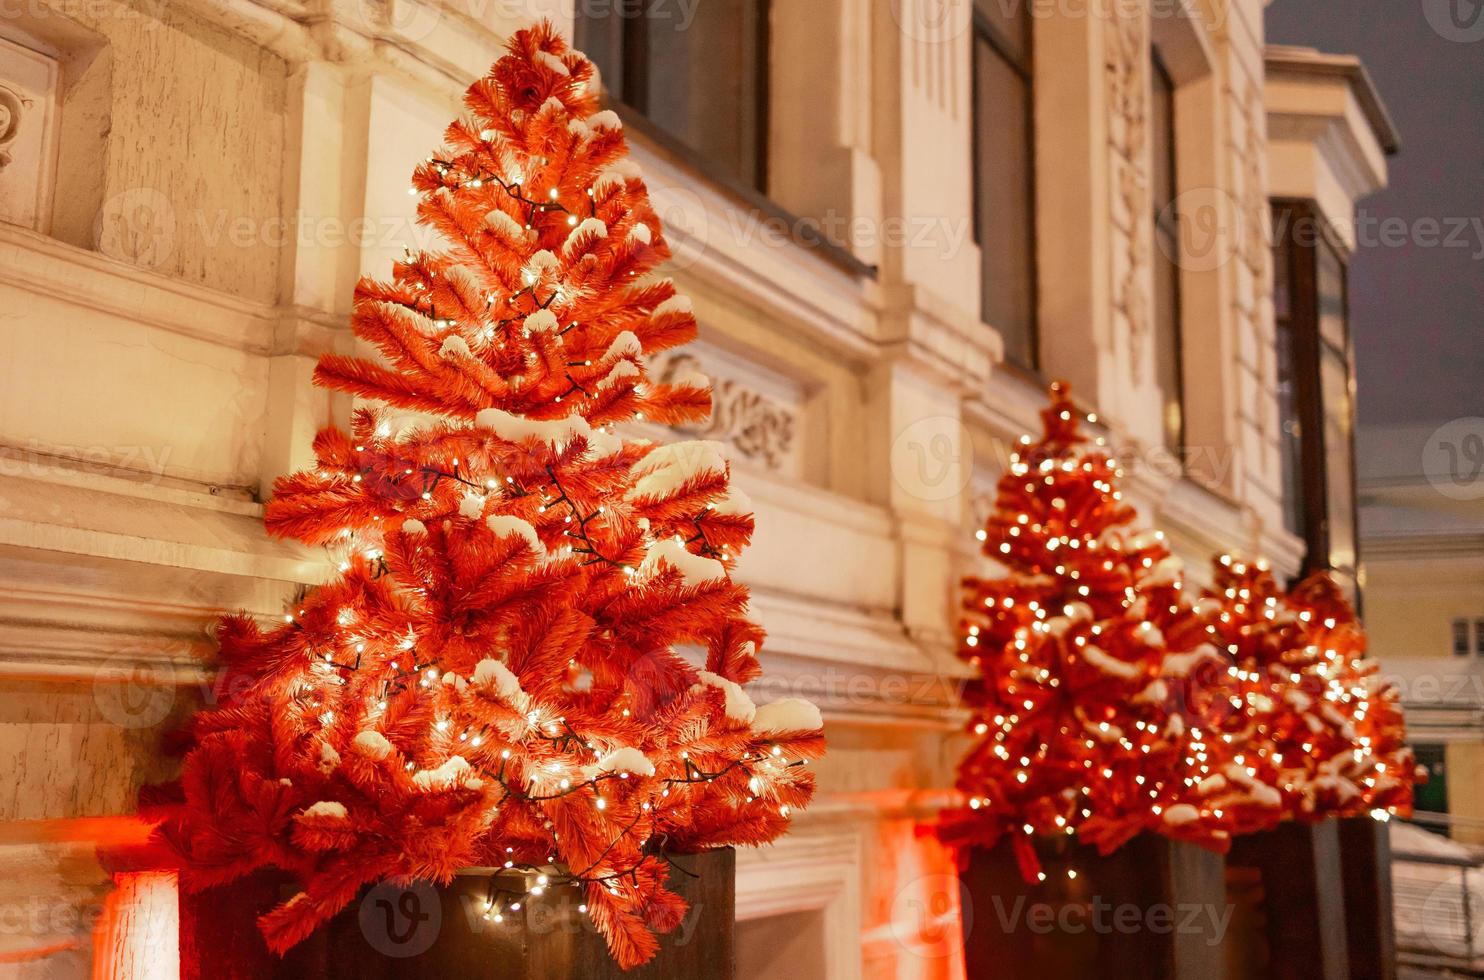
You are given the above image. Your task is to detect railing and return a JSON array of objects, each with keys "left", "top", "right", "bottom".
[{"left": 1393, "top": 821, "right": 1484, "bottom": 975}]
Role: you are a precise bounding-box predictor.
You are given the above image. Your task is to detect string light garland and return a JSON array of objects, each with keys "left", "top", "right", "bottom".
[
  {"left": 1196, "top": 556, "right": 1416, "bottom": 824},
  {"left": 143, "top": 23, "right": 823, "bottom": 971},
  {"left": 943, "top": 383, "right": 1280, "bottom": 880},
  {"left": 944, "top": 383, "right": 1416, "bottom": 883}
]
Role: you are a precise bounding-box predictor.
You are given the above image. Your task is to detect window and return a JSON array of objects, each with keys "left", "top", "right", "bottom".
[
  {"left": 1150, "top": 51, "right": 1184, "bottom": 453},
  {"left": 1272, "top": 201, "right": 1359, "bottom": 598},
  {"left": 576, "top": 0, "right": 769, "bottom": 193},
  {"left": 1451, "top": 618, "right": 1484, "bottom": 657},
  {"left": 972, "top": 0, "right": 1036, "bottom": 369}
]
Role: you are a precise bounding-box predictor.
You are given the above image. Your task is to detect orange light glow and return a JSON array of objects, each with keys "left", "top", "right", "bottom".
[{"left": 92, "top": 871, "right": 179, "bottom": 980}]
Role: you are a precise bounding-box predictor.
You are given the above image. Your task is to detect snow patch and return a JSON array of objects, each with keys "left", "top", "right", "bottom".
[
  {"left": 412, "top": 756, "right": 481, "bottom": 791},
  {"left": 301, "top": 801, "right": 348, "bottom": 820},
  {"left": 472, "top": 658, "right": 525, "bottom": 701},
  {"left": 1143, "top": 555, "right": 1183, "bottom": 588},
  {"left": 487, "top": 515, "right": 544, "bottom": 555},
  {"left": 439, "top": 335, "right": 472, "bottom": 359},
  {"left": 629, "top": 440, "right": 728, "bottom": 499},
  {"left": 1162, "top": 804, "right": 1201, "bottom": 826},
  {"left": 696, "top": 670, "right": 757, "bottom": 724},
  {"left": 709, "top": 485, "right": 753, "bottom": 518},
  {"left": 590, "top": 747, "right": 655, "bottom": 778},
  {"left": 476, "top": 408, "right": 593, "bottom": 449},
  {"left": 1081, "top": 645, "right": 1142, "bottom": 680},
  {"left": 402, "top": 518, "right": 428, "bottom": 536},
  {"left": 597, "top": 360, "right": 641, "bottom": 392},
  {"left": 564, "top": 218, "right": 608, "bottom": 254},
  {"left": 459, "top": 492, "right": 486, "bottom": 519},
  {"left": 486, "top": 210, "right": 525, "bottom": 239},
  {"left": 525, "top": 309, "right": 559, "bottom": 334},
  {"left": 640, "top": 538, "right": 726, "bottom": 588},
  {"left": 753, "top": 698, "right": 823, "bottom": 733},
  {"left": 604, "top": 331, "right": 643, "bottom": 360},
  {"left": 535, "top": 50, "right": 569, "bottom": 76},
  {"left": 1162, "top": 644, "right": 1221, "bottom": 678},
  {"left": 352, "top": 731, "right": 393, "bottom": 760}
]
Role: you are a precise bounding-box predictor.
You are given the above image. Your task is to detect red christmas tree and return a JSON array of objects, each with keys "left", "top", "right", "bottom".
[
  {"left": 1199, "top": 557, "right": 1413, "bottom": 823},
  {"left": 946, "top": 384, "right": 1275, "bottom": 879},
  {"left": 143, "top": 23, "right": 823, "bottom": 969}
]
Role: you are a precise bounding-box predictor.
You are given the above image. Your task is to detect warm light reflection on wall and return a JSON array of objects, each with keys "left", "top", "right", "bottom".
[
  {"left": 866, "top": 818, "right": 968, "bottom": 980},
  {"left": 92, "top": 871, "right": 179, "bottom": 980}
]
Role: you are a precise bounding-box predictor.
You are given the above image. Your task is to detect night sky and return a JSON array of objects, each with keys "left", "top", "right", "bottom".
[{"left": 1266, "top": 0, "right": 1484, "bottom": 428}]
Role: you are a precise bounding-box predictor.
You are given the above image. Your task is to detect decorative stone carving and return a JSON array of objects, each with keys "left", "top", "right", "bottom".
[
  {"left": 654, "top": 352, "right": 799, "bottom": 474},
  {"left": 1105, "top": 12, "right": 1152, "bottom": 383},
  {"left": 0, "top": 36, "right": 58, "bottom": 231},
  {"left": 0, "top": 84, "right": 23, "bottom": 171}
]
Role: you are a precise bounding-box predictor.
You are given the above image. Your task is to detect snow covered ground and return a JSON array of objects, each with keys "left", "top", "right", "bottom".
[{"left": 1392, "top": 822, "right": 1484, "bottom": 967}]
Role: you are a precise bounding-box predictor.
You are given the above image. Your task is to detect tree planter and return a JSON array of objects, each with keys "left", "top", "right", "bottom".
[
  {"left": 1226, "top": 820, "right": 1348, "bottom": 980},
  {"left": 180, "top": 849, "right": 734, "bottom": 980},
  {"left": 1338, "top": 816, "right": 1397, "bottom": 980},
  {"left": 959, "top": 834, "right": 1229, "bottom": 980}
]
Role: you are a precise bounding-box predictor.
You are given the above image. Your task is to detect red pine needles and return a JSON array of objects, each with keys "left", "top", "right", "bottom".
[
  {"left": 946, "top": 383, "right": 1414, "bottom": 878},
  {"left": 946, "top": 383, "right": 1245, "bottom": 876},
  {"left": 143, "top": 23, "right": 823, "bottom": 970}
]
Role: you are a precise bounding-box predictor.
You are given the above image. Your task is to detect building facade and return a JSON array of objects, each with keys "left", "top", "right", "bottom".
[{"left": 0, "top": 0, "right": 1394, "bottom": 977}]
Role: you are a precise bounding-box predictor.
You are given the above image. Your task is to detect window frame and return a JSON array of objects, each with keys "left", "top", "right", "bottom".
[
  {"left": 970, "top": 2, "right": 1039, "bottom": 372},
  {"left": 1271, "top": 199, "right": 1361, "bottom": 595},
  {"left": 1149, "top": 47, "right": 1186, "bottom": 456},
  {"left": 577, "top": 0, "right": 772, "bottom": 195}
]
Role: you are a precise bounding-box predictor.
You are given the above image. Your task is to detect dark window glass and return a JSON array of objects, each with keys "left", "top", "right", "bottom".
[
  {"left": 972, "top": 3, "right": 1036, "bottom": 368},
  {"left": 1454, "top": 619, "right": 1472, "bottom": 657},
  {"left": 1151, "top": 52, "right": 1183, "bottom": 453},
  {"left": 577, "top": 1, "right": 769, "bottom": 192},
  {"left": 1272, "top": 202, "right": 1359, "bottom": 598}
]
